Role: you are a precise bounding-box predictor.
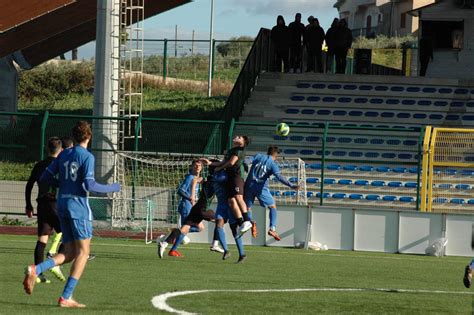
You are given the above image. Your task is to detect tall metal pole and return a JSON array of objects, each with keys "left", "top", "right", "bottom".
[
  {"left": 174, "top": 24, "right": 178, "bottom": 57},
  {"left": 207, "top": 0, "right": 215, "bottom": 98}
]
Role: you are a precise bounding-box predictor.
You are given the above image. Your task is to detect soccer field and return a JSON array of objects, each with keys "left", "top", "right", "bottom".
[{"left": 1, "top": 234, "right": 472, "bottom": 314}]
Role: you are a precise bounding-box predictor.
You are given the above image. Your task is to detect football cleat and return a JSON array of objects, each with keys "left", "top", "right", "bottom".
[
  {"left": 210, "top": 245, "right": 225, "bottom": 254},
  {"left": 251, "top": 221, "right": 258, "bottom": 238},
  {"left": 463, "top": 265, "right": 472, "bottom": 288},
  {"left": 158, "top": 241, "right": 168, "bottom": 259},
  {"left": 237, "top": 255, "right": 247, "bottom": 264},
  {"left": 87, "top": 254, "right": 96, "bottom": 261},
  {"left": 23, "top": 265, "right": 37, "bottom": 295},
  {"left": 237, "top": 221, "right": 252, "bottom": 239},
  {"left": 36, "top": 274, "right": 51, "bottom": 284},
  {"left": 58, "top": 297, "right": 86, "bottom": 308},
  {"left": 50, "top": 266, "right": 66, "bottom": 282},
  {"left": 268, "top": 229, "right": 281, "bottom": 241},
  {"left": 222, "top": 251, "right": 231, "bottom": 260},
  {"left": 168, "top": 250, "right": 183, "bottom": 257}
]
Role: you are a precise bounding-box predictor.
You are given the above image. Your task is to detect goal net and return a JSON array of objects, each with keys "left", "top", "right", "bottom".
[
  {"left": 424, "top": 128, "right": 474, "bottom": 212},
  {"left": 112, "top": 151, "right": 307, "bottom": 239}
]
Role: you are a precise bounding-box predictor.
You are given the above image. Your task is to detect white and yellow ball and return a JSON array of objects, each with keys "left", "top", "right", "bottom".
[{"left": 276, "top": 122, "right": 290, "bottom": 137}]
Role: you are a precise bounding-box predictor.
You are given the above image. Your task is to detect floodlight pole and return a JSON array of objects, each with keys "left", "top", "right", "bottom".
[{"left": 207, "top": 0, "right": 215, "bottom": 98}]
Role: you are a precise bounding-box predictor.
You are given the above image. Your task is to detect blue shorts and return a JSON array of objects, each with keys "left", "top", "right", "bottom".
[
  {"left": 215, "top": 202, "right": 236, "bottom": 225},
  {"left": 59, "top": 216, "right": 93, "bottom": 243},
  {"left": 178, "top": 201, "right": 192, "bottom": 226},
  {"left": 245, "top": 185, "right": 275, "bottom": 209}
]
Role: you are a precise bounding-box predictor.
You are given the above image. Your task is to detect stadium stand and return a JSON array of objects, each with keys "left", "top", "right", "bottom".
[{"left": 237, "top": 73, "right": 474, "bottom": 211}]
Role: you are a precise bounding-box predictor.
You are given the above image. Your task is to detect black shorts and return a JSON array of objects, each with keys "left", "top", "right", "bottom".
[
  {"left": 184, "top": 199, "right": 215, "bottom": 226},
  {"left": 37, "top": 198, "right": 61, "bottom": 236},
  {"left": 226, "top": 174, "right": 244, "bottom": 198}
]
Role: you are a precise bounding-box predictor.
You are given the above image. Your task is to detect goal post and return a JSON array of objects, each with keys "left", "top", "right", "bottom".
[
  {"left": 111, "top": 151, "right": 308, "bottom": 241},
  {"left": 423, "top": 127, "right": 474, "bottom": 212}
]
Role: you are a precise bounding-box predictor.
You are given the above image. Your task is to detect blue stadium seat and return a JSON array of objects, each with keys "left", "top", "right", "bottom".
[
  {"left": 337, "top": 137, "right": 352, "bottom": 143},
  {"left": 433, "top": 198, "right": 448, "bottom": 203},
  {"left": 343, "top": 165, "right": 357, "bottom": 171},
  {"left": 333, "top": 151, "right": 347, "bottom": 157},
  {"left": 398, "top": 154, "right": 412, "bottom": 160},
  {"left": 455, "top": 88, "right": 469, "bottom": 94},
  {"left": 446, "top": 114, "right": 460, "bottom": 121},
  {"left": 388, "top": 182, "right": 402, "bottom": 187},
  {"left": 291, "top": 95, "right": 305, "bottom": 101},
  {"left": 323, "top": 97, "right": 336, "bottom": 102},
  {"left": 387, "top": 139, "right": 401, "bottom": 145},
  {"left": 366, "top": 195, "right": 381, "bottom": 201},
  {"left": 355, "top": 180, "right": 369, "bottom": 186},
  {"left": 462, "top": 170, "right": 474, "bottom": 176},
  {"left": 462, "top": 115, "right": 474, "bottom": 121},
  {"left": 306, "top": 136, "right": 320, "bottom": 142},
  {"left": 286, "top": 108, "right": 299, "bottom": 114},
  {"left": 370, "top": 98, "right": 384, "bottom": 104},
  {"left": 312, "top": 83, "right": 325, "bottom": 89},
  {"left": 422, "top": 87, "right": 437, "bottom": 93},
  {"left": 307, "top": 192, "right": 314, "bottom": 198},
  {"left": 371, "top": 181, "right": 385, "bottom": 187},
  {"left": 375, "top": 85, "right": 388, "bottom": 91},
  {"left": 434, "top": 101, "right": 448, "bottom": 107},
  {"left": 283, "top": 149, "right": 298, "bottom": 154},
  {"left": 430, "top": 114, "right": 443, "bottom": 120},
  {"left": 383, "top": 196, "right": 397, "bottom": 201},
  {"left": 391, "top": 86, "right": 404, "bottom": 92},
  {"left": 359, "top": 85, "right": 373, "bottom": 90},
  {"left": 326, "top": 164, "right": 341, "bottom": 170},
  {"left": 344, "top": 84, "right": 357, "bottom": 90},
  {"left": 307, "top": 96, "right": 320, "bottom": 102},
  {"left": 297, "top": 83, "right": 311, "bottom": 88},
  {"left": 328, "top": 84, "right": 342, "bottom": 89},
  {"left": 444, "top": 169, "right": 457, "bottom": 175},
  {"left": 306, "top": 178, "right": 319, "bottom": 184},
  {"left": 283, "top": 191, "right": 297, "bottom": 197},
  {"left": 332, "top": 193, "right": 346, "bottom": 199},
  {"left": 301, "top": 109, "right": 315, "bottom": 115},
  {"left": 438, "top": 184, "right": 452, "bottom": 189},
  {"left": 365, "top": 152, "right": 380, "bottom": 158},
  {"left": 333, "top": 110, "right": 347, "bottom": 116},
  {"left": 349, "top": 194, "right": 363, "bottom": 200},
  {"left": 316, "top": 192, "right": 330, "bottom": 198},
  {"left": 403, "top": 140, "right": 417, "bottom": 146},
  {"left": 399, "top": 196, "right": 414, "bottom": 202},
  {"left": 455, "top": 184, "right": 471, "bottom": 190},
  {"left": 392, "top": 167, "right": 406, "bottom": 173},
  {"left": 386, "top": 99, "right": 400, "bottom": 105},
  {"left": 413, "top": 114, "right": 427, "bottom": 119},
  {"left": 406, "top": 87, "right": 420, "bottom": 92},
  {"left": 349, "top": 111, "right": 363, "bottom": 117},
  {"left": 450, "top": 101, "right": 464, "bottom": 107},
  {"left": 300, "top": 150, "right": 314, "bottom": 155},
  {"left": 404, "top": 182, "right": 417, "bottom": 188},
  {"left": 439, "top": 88, "right": 452, "bottom": 94},
  {"left": 382, "top": 153, "right": 396, "bottom": 160},
  {"left": 397, "top": 113, "right": 410, "bottom": 119},
  {"left": 417, "top": 100, "right": 431, "bottom": 106},
  {"left": 338, "top": 179, "right": 353, "bottom": 185},
  {"left": 408, "top": 167, "right": 419, "bottom": 174},
  {"left": 349, "top": 152, "right": 363, "bottom": 157},
  {"left": 376, "top": 166, "right": 390, "bottom": 172},
  {"left": 273, "top": 135, "right": 287, "bottom": 141},
  {"left": 468, "top": 199, "right": 474, "bottom": 205},
  {"left": 338, "top": 97, "right": 351, "bottom": 103},
  {"left": 354, "top": 138, "right": 369, "bottom": 144},
  {"left": 359, "top": 166, "right": 373, "bottom": 172},
  {"left": 450, "top": 198, "right": 465, "bottom": 204},
  {"left": 270, "top": 190, "right": 281, "bottom": 197},
  {"left": 324, "top": 178, "right": 336, "bottom": 185},
  {"left": 355, "top": 98, "right": 368, "bottom": 103},
  {"left": 371, "top": 139, "right": 384, "bottom": 145},
  {"left": 289, "top": 177, "right": 298, "bottom": 183},
  {"left": 401, "top": 100, "right": 416, "bottom": 106},
  {"left": 290, "top": 136, "right": 304, "bottom": 141},
  {"left": 317, "top": 110, "right": 331, "bottom": 115}
]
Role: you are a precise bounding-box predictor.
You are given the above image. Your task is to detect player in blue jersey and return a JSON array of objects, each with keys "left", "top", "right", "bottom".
[
  {"left": 245, "top": 146, "right": 299, "bottom": 241},
  {"left": 23, "top": 121, "right": 120, "bottom": 308},
  {"left": 212, "top": 168, "right": 247, "bottom": 263}
]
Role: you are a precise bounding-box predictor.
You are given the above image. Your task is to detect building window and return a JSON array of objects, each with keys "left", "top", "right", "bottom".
[
  {"left": 400, "top": 13, "right": 406, "bottom": 29},
  {"left": 422, "top": 20, "right": 464, "bottom": 50}
]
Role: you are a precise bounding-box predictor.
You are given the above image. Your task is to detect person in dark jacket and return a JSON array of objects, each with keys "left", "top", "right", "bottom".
[
  {"left": 419, "top": 35, "right": 434, "bottom": 76},
  {"left": 334, "top": 19, "right": 353, "bottom": 74},
  {"left": 288, "top": 13, "right": 305, "bottom": 73},
  {"left": 304, "top": 17, "right": 325, "bottom": 72},
  {"left": 325, "top": 18, "right": 339, "bottom": 73},
  {"left": 271, "top": 15, "right": 290, "bottom": 73}
]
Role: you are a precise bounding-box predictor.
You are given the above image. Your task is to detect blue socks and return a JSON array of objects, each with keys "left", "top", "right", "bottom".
[
  {"left": 35, "top": 258, "right": 56, "bottom": 275},
  {"left": 269, "top": 207, "right": 277, "bottom": 230},
  {"left": 470, "top": 259, "right": 474, "bottom": 268},
  {"left": 217, "top": 227, "right": 228, "bottom": 252},
  {"left": 235, "top": 236, "right": 245, "bottom": 257},
  {"left": 171, "top": 233, "right": 186, "bottom": 251},
  {"left": 62, "top": 276, "right": 79, "bottom": 299}
]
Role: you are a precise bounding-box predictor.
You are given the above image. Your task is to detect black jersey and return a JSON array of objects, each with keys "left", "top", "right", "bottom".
[{"left": 25, "top": 157, "right": 57, "bottom": 209}]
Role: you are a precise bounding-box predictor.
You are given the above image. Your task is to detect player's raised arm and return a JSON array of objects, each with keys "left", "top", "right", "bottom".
[
  {"left": 177, "top": 174, "right": 193, "bottom": 201},
  {"left": 82, "top": 155, "right": 120, "bottom": 193}
]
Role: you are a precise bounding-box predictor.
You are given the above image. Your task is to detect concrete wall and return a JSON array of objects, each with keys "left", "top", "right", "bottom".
[{"left": 189, "top": 205, "right": 474, "bottom": 257}]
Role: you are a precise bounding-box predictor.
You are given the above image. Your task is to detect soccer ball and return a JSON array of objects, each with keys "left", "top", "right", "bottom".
[{"left": 276, "top": 122, "right": 290, "bottom": 137}]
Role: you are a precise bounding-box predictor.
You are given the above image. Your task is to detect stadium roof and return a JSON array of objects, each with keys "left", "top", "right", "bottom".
[{"left": 0, "top": 0, "right": 191, "bottom": 67}]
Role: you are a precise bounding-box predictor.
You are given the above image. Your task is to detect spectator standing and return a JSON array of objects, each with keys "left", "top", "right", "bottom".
[
  {"left": 325, "top": 18, "right": 339, "bottom": 73},
  {"left": 288, "top": 13, "right": 305, "bottom": 73},
  {"left": 271, "top": 15, "right": 290, "bottom": 73},
  {"left": 334, "top": 19, "right": 353, "bottom": 74},
  {"left": 304, "top": 17, "right": 325, "bottom": 72}
]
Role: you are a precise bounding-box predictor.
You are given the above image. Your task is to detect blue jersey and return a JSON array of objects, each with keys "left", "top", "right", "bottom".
[
  {"left": 177, "top": 173, "right": 200, "bottom": 205},
  {"left": 245, "top": 153, "right": 293, "bottom": 189}
]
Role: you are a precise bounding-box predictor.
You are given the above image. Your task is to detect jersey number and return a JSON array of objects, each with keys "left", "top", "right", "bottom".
[{"left": 63, "top": 161, "right": 79, "bottom": 182}]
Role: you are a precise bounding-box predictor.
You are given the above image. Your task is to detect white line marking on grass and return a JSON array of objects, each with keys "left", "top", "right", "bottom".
[{"left": 151, "top": 287, "right": 474, "bottom": 314}]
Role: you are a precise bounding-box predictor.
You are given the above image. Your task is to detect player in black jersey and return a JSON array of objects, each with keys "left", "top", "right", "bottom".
[{"left": 25, "top": 137, "right": 66, "bottom": 283}]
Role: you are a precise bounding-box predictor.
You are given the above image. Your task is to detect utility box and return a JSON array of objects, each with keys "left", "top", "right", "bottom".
[{"left": 354, "top": 49, "right": 372, "bottom": 75}]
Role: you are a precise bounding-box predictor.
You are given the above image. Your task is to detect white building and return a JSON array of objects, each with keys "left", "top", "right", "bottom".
[
  {"left": 408, "top": 1, "right": 474, "bottom": 79},
  {"left": 334, "top": 0, "right": 435, "bottom": 37}
]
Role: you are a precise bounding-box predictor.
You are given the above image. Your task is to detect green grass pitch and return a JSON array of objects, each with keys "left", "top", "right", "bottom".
[{"left": 0, "top": 234, "right": 472, "bottom": 314}]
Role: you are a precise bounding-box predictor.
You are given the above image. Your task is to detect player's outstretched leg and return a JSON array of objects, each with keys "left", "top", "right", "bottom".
[
  {"left": 158, "top": 229, "right": 179, "bottom": 258},
  {"left": 463, "top": 259, "right": 473, "bottom": 288},
  {"left": 210, "top": 225, "right": 225, "bottom": 254},
  {"left": 247, "top": 210, "right": 258, "bottom": 238},
  {"left": 33, "top": 239, "right": 51, "bottom": 284},
  {"left": 230, "top": 223, "right": 246, "bottom": 263},
  {"left": 169, "top": 228, "right": 188, "bottom": 257},
  {"left": 267, "top": 206, "right": 281, "bottom": 241},
  {"left": 215, "top": 220, "right": 230, "bottom": 260}
]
